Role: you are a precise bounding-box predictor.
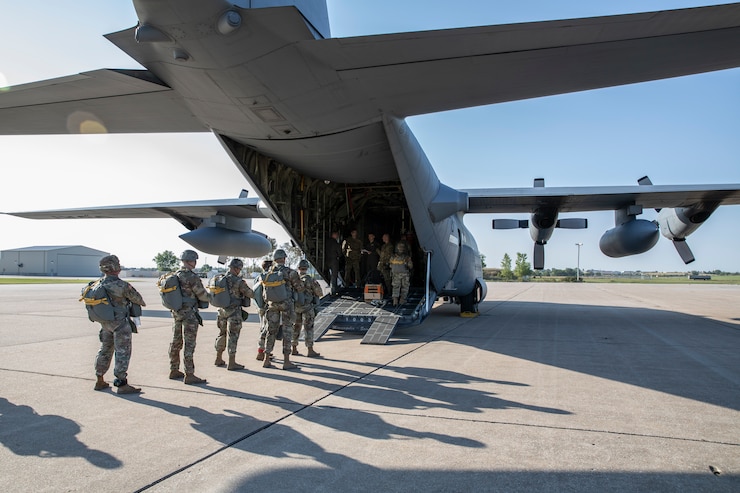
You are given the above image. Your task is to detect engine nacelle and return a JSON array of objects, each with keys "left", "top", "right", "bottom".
[
  {"left": 599, "top": 219, "right": 659, "bottom": 258},
  {"left": 657, "top": 203, "right": 718, "bottom": 241},
  {"left": 180, "top": 228, "right": 272, "bottom": 257}
]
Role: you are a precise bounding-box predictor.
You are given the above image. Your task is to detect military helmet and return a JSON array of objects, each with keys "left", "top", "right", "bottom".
[
  {"left": 99, "top": 255, "right": 121, "bottom": 273},
  {"left": 273, "top": 249, "right": 287, "bottom": 260},
  {"left": 180, "top": 250, "right": 198, "bottom": 262},
  {"left": 261, "top": 259, "right": 273, "bottom": 271},
  {"left": 395, "top": 242, "right": 407, "bottom": 254},
  {"left": 229, "top": 258, "right": 243, "bottom": 269},
  {"left": 297, "top": 259, "right": 310, "bottom": 269}
]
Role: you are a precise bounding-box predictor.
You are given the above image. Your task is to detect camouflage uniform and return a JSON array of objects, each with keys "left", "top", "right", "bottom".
[
  {"left": 389, "top": 244, "right": 413, "bottom": 305},
  {"left": 264, "top": 253, "right": 303, "bottom": 359},
  {"left": 342, "top": 231, "right": 363, "bottom": 286},
  {"left": 215, "top": 271, "right": 254, "bottom": 355},
  {"left": 378, "top": 234, "right": 394, "bottom": 296},
  {"left": 169, "top": 263, "right": 210, "bottom": 375},
  {"left": 292, "top": 270, "right": 324, "bottom": 350},
  {"left": 94, "top": 268, "right": 146, "bottom": 386}
]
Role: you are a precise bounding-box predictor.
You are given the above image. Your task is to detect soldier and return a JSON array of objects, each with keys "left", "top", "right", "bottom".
[
  {"left": 389, "top": 242, "right": 413, "bottom": 306},
  {"left": 378, "top": 233, "right": 394, "bottom": 297},
  {"left": 93, "top": 255, "right": 146, "bottom": 394},
  {"left": 214, "top": 258, "right": 254, "bottom": 370},
  {"left": 325, "top": 231, "right": 342, "bottom": 295},
  {"left": 291, "top": 259, "right": 324, "bottom": 357},
  {"left": 363, "top": 232, "right": 381, "bottom": 278},
  {"left": 168, "top": 250, "right": 210, "bottom": 385},
  {"left": 342, "top": 229, "right": 363, "bottom": 287},
  {"left": 255, "top": 259, "right": 272, "bottom": 361},
  {"left": 262, "top": 249, "right": 304, "bottom": 370}
]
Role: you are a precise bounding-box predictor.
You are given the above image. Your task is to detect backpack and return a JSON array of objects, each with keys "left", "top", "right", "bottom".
[
  {"left": 208, "top": 274, "right": 233, "bottom": 308},
  {"left": 157, "top": 272, "right": 183, "bottom": 311},
  {"left": 263, "top": 265, "right": 290, "bottom": 302},
  {"left": 80, "top": 279, "right": 116, "bottom": 323}
]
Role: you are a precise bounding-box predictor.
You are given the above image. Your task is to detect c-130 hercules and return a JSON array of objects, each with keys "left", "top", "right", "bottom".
[{"left": 2, "top": 1, "right": 740, "bottom": 319}]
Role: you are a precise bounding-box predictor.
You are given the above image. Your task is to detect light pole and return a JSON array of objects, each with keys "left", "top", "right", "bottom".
[{"left": 575, "top": 243, "right": 583, "bottom": 282}]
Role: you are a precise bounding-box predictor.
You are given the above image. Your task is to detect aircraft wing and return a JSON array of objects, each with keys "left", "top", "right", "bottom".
[
  {"left": 307, "top": 3, "right": 740, "bottom": 117},
  {"left": 462, "top": 184, "right": 740, "bottom": 214},
  {"left": 4, "top": 197, "right": 267, "bottom": 231},
  {"left": 0, "top": 69, "right": 206, "bottom": 135}
]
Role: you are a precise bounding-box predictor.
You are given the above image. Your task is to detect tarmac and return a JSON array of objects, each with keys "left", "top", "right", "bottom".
[{"left": 0, "top": 280, "right": 738, "bottom": 492}]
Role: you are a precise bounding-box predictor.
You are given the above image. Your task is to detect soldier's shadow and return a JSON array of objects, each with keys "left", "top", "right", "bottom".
[{"left": 0, "top": 397, "right": 122, "bottom": 469}]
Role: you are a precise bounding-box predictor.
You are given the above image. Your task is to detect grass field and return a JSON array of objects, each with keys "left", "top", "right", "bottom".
[
  {"left": 521, "top": 275, "right": 740, "bottom": 285},
  {"left": 0, "top": 278, "right": 92, "bottom": 285}
]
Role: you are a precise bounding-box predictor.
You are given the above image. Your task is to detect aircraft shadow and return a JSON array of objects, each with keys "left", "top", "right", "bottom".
[
  {"left": 0, "top": 397, "right": 122, "bottom": 469},
  {"left": 406, "top": 299, "right": 740, "bottom": 411}
]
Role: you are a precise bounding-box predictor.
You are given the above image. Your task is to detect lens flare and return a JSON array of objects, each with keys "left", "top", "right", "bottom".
[{"left": 66, "top": 111, "right": 108, "bottom": 134}]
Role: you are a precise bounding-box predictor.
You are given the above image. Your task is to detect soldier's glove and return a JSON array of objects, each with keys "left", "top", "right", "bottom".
[
  {"left": 195, "top": 312, "right": 203, "bottom": 326},
  {"left": 241, "top": 309, "right": 249, "bottom": 322},
  {"left": 128, "top": 318, "right": 138, "bottom": 334}
]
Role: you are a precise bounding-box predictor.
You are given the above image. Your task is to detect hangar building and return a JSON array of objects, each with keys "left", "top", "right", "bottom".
[{"left": 0, "top": 245, "right": 109, "bottom": 277}]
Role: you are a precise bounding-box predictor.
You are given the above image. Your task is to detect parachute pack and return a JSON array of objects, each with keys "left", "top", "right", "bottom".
[
  {"left": 208, "top": 274, "right": 232, "bottom": 308},
  {"left": 157, "top": 272, "right": 183, "bottom": 311},
  {"left": 263, "top": 265, "right": 290, "bottom": 302},
  {"left": 80, "top": 279, "right": 115, "bottom": 323}
]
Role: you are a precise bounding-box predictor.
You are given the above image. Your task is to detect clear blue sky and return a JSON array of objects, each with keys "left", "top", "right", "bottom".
[{"left": 0, "top": 1, "right": 738, "bottom": 272}]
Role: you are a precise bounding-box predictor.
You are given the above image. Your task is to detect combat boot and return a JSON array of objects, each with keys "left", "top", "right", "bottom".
[
  {"left": 306, "top": 347, "right": 321, "bottom": 358},
  {"left": 256, "top": 349, "right": 265, "bottom": 361},
  {"left": 282, "top": 352, "right": 298, "bottom": 370},
  {"left": 169, "top": 369, "right": 185, "bottom": 380},
  {"left": 94, "top": 376, "right": 109, "bottom": 391},
  {"left": 291, "top": 345, "right": 300, "bottom": 356},
  {"left": 227, "top": 353, "right": 244, "bottom": 371},
  {"left": 117, "top": 383, "right": 141, "bottom": 394},
  {"left": 393, "top": 297, "right": 398, "bottom": 306},
  {"left": 214, "top": 350, "right": 226, "bottom": 367},
  {"left": 262, "top": 353, "right": 273, "bottom": 368},
  {"left": 184, "top": 373, "right": 207, "bottom": 385},
  {"left": 399, "top": 297, "right": 407, "bottom": 305}
]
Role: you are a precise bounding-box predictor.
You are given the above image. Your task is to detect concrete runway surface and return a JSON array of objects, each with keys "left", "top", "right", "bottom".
[{"left": 0, "top": 280, "right": 738, "bottom": 492}]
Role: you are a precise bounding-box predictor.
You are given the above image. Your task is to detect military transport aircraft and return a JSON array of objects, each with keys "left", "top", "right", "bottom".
[{"left": 2, "top": 0, "right": 740, "bottom": 317}]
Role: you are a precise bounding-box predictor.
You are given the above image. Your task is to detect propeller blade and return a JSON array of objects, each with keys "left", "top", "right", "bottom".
[
  {"left": 492, "top": 219, "right": 528, "bottom": 229},
  {"left": 673, "top": 239, "right": 695, "bottom": 264},
  {"left": 556, "top": 218, "right": 588, "bottom": 229},
  {"left": 533, "top": 242, "right": 545, "bottom": 270}
]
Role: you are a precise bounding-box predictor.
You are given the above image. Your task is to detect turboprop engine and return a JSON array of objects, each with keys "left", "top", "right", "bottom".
[{"left": 655, "top": 202, "right": 718, "bottom": 263}]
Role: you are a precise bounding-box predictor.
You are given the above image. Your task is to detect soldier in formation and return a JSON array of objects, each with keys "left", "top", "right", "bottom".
[
  {"left": 168, "top": 250, "right": 210, "bottom": 385},
  {"left": 214, "top": 258, "right": 254, "bottom": 371},
  {"left": 262, "top": 249, "right": 303, "bottom": 370},
  {"left": 92, "top": 255, "right": 146, "bottom": 394},
  {"left": 291, "top": 259, "right": 323, "bottom": 358}
]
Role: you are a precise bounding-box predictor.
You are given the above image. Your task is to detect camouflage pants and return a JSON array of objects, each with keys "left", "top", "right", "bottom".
[
  {"left": 392, "top": 272, "right": 410, "bottom": 301},
  {"left": 264, "top": 300, "right": 294, "bottom": 355},
  {"left": 257, "top": 309, "right": 267, "bottom": 351},
  {"left": 381, "top": 267, "right": 392, "bottom": 296},
  {"left": 292, "top": 307, "right": 316, "bottom": 347},
  {"left": 95, "top": 318, "right": 132, "bottom": 381},
  {"left": 215, "top": 311, "right": 242, "bottom": 354},
  {"left": 169, "top": 310, "right": 200, "bottom": 373}
]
